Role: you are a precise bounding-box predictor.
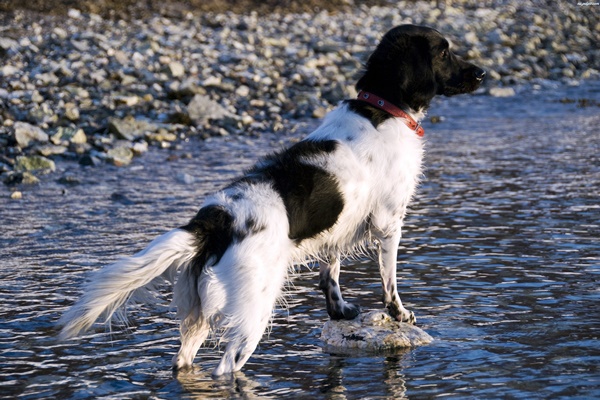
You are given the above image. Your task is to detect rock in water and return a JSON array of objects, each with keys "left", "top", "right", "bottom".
[
  {"left": 107, "top": 147, "right": 134, "bottom": 166},
  {"left": 321, "top": 310, "right": 433, "bottom": 350},
  {"left": 14, "top": 155, "right": 56, "bottom": 173}
]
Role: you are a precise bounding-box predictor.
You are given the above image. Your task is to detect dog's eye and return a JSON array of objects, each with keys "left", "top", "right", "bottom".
[{"left": 440, "top": 49, "right": 449, "bottom": 59}]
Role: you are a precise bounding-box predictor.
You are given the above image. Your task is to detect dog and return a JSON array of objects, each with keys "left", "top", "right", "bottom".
[{"left": 59, "top": 24, "right": 485, "bottom": 377}]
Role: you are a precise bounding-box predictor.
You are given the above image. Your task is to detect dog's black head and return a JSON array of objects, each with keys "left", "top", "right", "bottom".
[{"left": 356, "top": 24, "right": 485, "bottom": 112}]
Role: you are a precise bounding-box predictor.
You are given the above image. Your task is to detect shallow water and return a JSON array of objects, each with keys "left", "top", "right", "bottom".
[{"left": 1, "top": 82, "right": 599, "bottom": 399}]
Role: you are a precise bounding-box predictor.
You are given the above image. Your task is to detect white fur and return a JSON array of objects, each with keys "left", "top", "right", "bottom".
[
  {"left": 58, "top": 229, "right": 196, "bottom": 339},
  {"left": 296, "top": 104, "right": 423, "bottom": 257},
  {"left": 59, "top": 103, "right": 424, "bottom": 377}
]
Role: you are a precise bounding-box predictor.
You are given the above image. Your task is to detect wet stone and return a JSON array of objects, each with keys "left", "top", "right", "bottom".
[
  {"left": 14, "top": 155, "right": 56, "bottom": 173},
  {"left": 489, "top": 87, "right": 517, "bottom": 97},
  {"left": 321, "top": 310, "right": 433, "bottom": 351},
  {"left": 131, "top": 141, "right": 148, "bottom": 155},
  {"left": 4, "top": 171, "right": 40, "bottom": 185},
  {"left": 58, "top": 175, "right": 82, "bottom": 185},
  {"left": 106, "top": 146, "right": 134, "bottom": 166},
  {"left": 79, "top": 153, "right": 103, "bottom": 167}
]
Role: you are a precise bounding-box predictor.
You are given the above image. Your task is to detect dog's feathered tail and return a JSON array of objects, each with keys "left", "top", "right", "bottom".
[{"left": 58, "top": 229, "right": 196, "bottom": 340}]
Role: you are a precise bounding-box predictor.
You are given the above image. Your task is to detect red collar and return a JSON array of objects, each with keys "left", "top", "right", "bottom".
[{"left": 356, "top": 90, "right": 425, "bottom": 137}]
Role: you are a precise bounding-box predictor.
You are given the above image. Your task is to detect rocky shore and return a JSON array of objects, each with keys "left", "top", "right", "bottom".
[{"left": 1, "top": 1, "right": 598, "bottom": 187}]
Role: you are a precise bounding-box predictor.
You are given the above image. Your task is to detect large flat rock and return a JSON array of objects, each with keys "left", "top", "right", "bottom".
[{"left": 321, "top": 310, "right": 433, "bottom": 351}]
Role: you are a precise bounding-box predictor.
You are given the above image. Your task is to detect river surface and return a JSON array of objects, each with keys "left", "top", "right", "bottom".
[{"left": 1, "top": 82, "right": 599, "bottom": 399}]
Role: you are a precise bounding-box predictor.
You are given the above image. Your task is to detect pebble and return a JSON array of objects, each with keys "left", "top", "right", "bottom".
[
  {"left": 0, "top": 1, "right": 598, "bottom": 184},
  {"left": 131, "top": 141, "right": 149, "bottom": 155},
  {"left": 106, "top": 146, "right": 134, "bottom": 166},
  {"left": 108, "top": 117, "right": 157, "bottom": 141},
  {"left": 51, "top": 127, "right": 87, "bottom": 145},
  {"left": 14, "top": 122, "right": 49, "bottom": 148},
  {"left": 489, "top": 87, "right": 517, "bottom": 97},
  {"left": 168, "top": 61, "right": 186, "bottom": 78},
  {"left": 187, "top": 94, "right": 233, "bottom": 124},
  {"left": 175, "top": 172, "right": 196, "bottom": 185}
]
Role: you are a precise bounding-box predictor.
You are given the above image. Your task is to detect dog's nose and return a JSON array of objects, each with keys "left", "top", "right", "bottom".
[{"left": 473, "top": 68, "right": 486, "bottom": 81}]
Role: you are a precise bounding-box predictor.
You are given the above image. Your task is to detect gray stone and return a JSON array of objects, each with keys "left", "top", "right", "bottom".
[
  {"left": 108, "top": 117, "right": 157, "bottom": 141},
  {"left": 321, "top": 310, "right": 433, "bottom": 351},
  {"left": 0, "top": 37, "right": 19, "bottom": 54},
  {"left": 113, "top": 95, "right": 139, "bottom": 106},
  {"left": 235, "top": 85, "right": 250, "bottom": 97},
  {"left": 168, "top": 61, "right": 185, "bottom": 78},
  {"left": 37, "top": 145, "right": 68, "bottom": 156},
  {"left": 34, "top": 72, "right": 59, "bottom": 86},
  {"left": 175, "top": 172, "right": 196, "bottom": 184},
  {"left": 79, "top": 154, "right": 103, "bottom": 167},
  {"left": 64, "top": 103, "right": 80, "bottom": 121},
  {"left": 187, "top": 94, "right": 233, "bottom": 124},
  {"left": 131, "top": 141, "right": 148, "bottom": 155},
  {"left": 489, "top": 87, "right": 516, "bottom": 97},
  {"left": 14, "top": 155, "right": 56, "bottom": 173},
  {"left": 70, "top": 39, "right": 90, "bottom": 52},
  {"left": 14, "top": 122, "right": 49, "bottom": 148},
  {"left": 4, "top": 172, "right": 40, "bottom": 186},
  {"left": 67, "top": 8, "right": 82, "bottom": 19},
  {"left": 51, "top": 127, "right": 87, "bottom": 145},
  {"left": 1, "top": 65, "right": 19, "bottom": 76},
  {"left": 106, "top": 146, "right": 134, "bottom": 166},
  {"left": 58, "top": 175, "right": 82, "bottom": 185}
]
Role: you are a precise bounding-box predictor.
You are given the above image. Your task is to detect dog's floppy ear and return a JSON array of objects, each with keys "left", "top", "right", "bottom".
[{"left": 356, "top": 25, "right": 438, "bottom": 111}]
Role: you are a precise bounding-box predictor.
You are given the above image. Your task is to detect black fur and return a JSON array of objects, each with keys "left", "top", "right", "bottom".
[
  {"left": 233, "top": 140, "right": 344, "bottom": 242},
  {"left": 345, "top": 100, "right": 392, "bottom": 128},
  {"left": 181, "top": 205, "right": 235, "bottom": 274}
]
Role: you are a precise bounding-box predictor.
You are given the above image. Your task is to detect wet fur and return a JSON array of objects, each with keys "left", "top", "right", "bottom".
[{"left": 58, "top": 25, "right": 484, "bottom": 378}]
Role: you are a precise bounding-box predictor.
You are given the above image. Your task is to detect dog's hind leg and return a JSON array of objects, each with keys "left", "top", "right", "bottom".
[
  {"left": 319, "top": 257, "right": 361, "bottom": 320},
  {"left": 172, "top": 315, "right": 210, "bottom": 372},
  {"left": 210, "top": 230, "right": 292, "bottom": 377},
  {"left": 171, "top": 268, "right": 210, "bottom": 372}
]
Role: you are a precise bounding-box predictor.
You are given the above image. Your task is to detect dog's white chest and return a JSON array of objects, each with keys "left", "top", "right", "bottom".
[
  {"left": 301, "top": 105, "right": 424, "bottom": 253},
  {"left": 366, "top": 117, "right": 424, "bottom": 210}
]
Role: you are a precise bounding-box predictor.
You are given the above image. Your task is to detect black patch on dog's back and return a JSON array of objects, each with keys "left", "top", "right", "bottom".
[
  {"left": 236, "top": 140, "right": 344, "bottom": 242},
  {"left": 181, "top": 205, "right": 235, "bottom": 273}
]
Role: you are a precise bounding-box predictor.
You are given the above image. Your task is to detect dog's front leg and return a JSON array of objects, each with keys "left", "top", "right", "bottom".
[
  {"left": 319, "top": 257, "right": 361, "bottom": 320},
  {"left": 376, "top": 228, "right": 416, "bottom": 325}
]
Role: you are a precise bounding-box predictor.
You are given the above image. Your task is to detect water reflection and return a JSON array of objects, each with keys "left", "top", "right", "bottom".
[{"left": 1, "top": 84, "right": 599, "bottom": 398}]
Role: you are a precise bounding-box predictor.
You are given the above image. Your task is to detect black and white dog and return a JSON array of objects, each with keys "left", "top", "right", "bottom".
[{"left": 59, "top": 25, "right": 485, "bottom": 377}]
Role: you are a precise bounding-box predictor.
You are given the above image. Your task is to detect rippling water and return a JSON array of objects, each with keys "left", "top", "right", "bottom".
[{"left": 1, "top": 83, "right": 599, "bottom": 399}]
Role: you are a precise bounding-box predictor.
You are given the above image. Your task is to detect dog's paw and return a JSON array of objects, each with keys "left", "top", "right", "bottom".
[
  {"left": 172, "top": 355, "right": 193, "bottom": 375},
  {"left": 387, "top": 303, "right": 416, "bottom": 325},
  {"left": 329, "top": 302, "right": 361, "bottom": 320},
  {"left": 402, "top": 310, "right": 416, "bottom": 325},
  {"left": 341, "top": 302, "right": 361, "bottom": 320}
]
